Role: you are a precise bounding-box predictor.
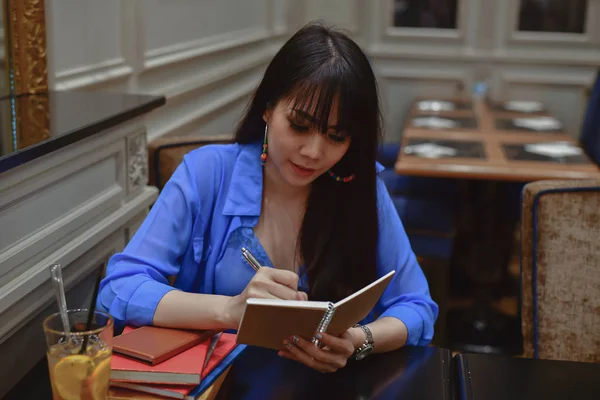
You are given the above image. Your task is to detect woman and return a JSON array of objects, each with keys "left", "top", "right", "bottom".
[{"left": 98, "top": 22, "right": 437, "bottom": 373}]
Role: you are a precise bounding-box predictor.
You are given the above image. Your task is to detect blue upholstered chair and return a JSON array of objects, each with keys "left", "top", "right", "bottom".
[
  {"left": 521, "top": 179, "right": 600, "bottom": 363},
  {"left": 377, "top": 143, "right": 458, "bottom": 201},
  {"left": 377, "top": 143, "right": 456, "bottom": 346},
  {"left": 580, "top": 70, "right": 600, "bottom": 165},
  {"left": 377, "top": 143, "right": 456, "bottom": 243}
]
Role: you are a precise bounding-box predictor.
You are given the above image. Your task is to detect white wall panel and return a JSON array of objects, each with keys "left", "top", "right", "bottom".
[
  {"left": 49, "top": 0, "right": 124, "bottom": 82},
  {"left": 305, "top": 0, "right": 360, "bottom": 33},
  {"left": 47, "top": 0, "right": 297, "bottom": 139},
  {"left": 142, "top": 0, "right": 268, "bottom": 53}
]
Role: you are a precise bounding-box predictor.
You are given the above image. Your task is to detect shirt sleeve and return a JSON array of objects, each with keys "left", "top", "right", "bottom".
[
  {"left": 97, "top": 150, "right": 213, "bottom": 328},
  {"left": 373, "top": 177, "right": 439, "bottom": 346}
]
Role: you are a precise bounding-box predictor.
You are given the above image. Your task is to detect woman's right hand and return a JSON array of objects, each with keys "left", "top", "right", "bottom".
[{"left": 225, "top": 268, "right": 308, "bottom": 329}]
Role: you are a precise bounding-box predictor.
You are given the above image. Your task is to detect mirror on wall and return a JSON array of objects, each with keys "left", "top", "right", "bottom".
[
  {"left": 0, "top": 0, "right": 50, "bottom": 157},
  {"left": 392, "top": 0, "right": 458, "bottom": 29},
  {"left": 0, "top": 0, "right": 48, "bottom": 97},
  {"left": 1, "top": 0, "right": 7, "bottom": 98},
  {"left": 517, "top": 0, "right": 588, "bottom": 34}
]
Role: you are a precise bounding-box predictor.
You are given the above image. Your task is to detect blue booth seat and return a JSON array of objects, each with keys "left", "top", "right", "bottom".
[
  {"left": 380, "top": 169, "right": 458, "bottom": 202},
  {"left": 377, "top": 143, "right": 458, "bottom": 200},
  {"left": 377, "top": 142, "right": 402, "bottom": 167},
  {"left": 405, "top": 233, "right": 455, "bottom": 260},
  {"left": 580, "top": 70, "right": 600, "bottom": 165},
  {"left": 378, "top": 143, "right": 455, "bottom": 346},
  {"left": 391, "top": 195, "right": 454, "bottom": 236},
  {"left": 377, "top": 142, "right": 457, "bottom": 261}
]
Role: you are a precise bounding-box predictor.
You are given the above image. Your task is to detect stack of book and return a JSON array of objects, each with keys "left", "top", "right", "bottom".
[{"left": 108, "top": 326, "right": 239, "bottom": 399}]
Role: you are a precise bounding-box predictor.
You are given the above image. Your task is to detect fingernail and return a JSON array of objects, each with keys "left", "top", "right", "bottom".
[
  {"left": 283, "top": 341, "right": 291, "bottom": 349},
  {"left": 315, "top": 333, "right": 322, "bottom": 340},
  {"left": 291, "top": 336, "right": 299, "bottom": 344}
]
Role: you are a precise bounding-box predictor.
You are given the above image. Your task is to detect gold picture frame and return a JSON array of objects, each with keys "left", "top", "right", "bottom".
[{"left": 3, "top": 0, "right": 48, "bottom": 95}]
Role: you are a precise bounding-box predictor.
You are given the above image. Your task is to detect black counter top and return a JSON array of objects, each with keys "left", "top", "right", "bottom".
[{"left": 0, "top": 90, "right": 165, "bottom": 174}]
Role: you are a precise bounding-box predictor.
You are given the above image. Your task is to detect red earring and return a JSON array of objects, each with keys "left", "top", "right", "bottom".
[
  {"left": 327, "top": 170, "right": 355, "bottom": 183},
  {"left": 260, "top": 124, "right": 268, "bottom": 166}
]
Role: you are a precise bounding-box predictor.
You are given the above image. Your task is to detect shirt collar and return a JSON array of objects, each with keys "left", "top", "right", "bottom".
[
  {"left": 222, "top": 141, "right": 385, "bottom": 216},
  {"left": 223, "top": 142, "right": 263, "bottom": 217}
]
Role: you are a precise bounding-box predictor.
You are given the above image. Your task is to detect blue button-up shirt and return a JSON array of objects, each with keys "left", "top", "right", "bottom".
[{"left": 97, "top": 142, "right": 438, "bottom": 346}]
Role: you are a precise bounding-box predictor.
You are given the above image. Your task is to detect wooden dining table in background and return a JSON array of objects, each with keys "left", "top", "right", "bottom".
[
  {"left": 393, "top": 97, "right": 600, "bottom": 355},
  {"left": 395, "top": 97, "right": 600, "bottom": 181}
]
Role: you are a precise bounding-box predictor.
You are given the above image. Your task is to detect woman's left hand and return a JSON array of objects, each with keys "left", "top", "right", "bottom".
[{"left": 278, "top": 329, "right": 362, "bottom": 373}]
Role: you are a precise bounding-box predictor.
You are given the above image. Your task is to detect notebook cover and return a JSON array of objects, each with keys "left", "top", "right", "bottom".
[
  {"left": 236, "top": 270, "right": 395, "bottom": 350},
  {"left": 113, "top": 325, "right": 217, "bottom": 365},
  {"left": 111, "top": 331, "right": 237, "bottom": 385},
  {"left": 325, "top": 270, "right": 396, "bottom": 336}
]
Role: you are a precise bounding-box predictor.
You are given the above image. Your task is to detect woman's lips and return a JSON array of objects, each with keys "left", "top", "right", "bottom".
[{"left": 291, "top": 162, "right": 316, "bottom": 177}]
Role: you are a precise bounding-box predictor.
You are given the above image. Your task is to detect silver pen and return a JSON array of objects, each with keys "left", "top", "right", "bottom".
[
  {"left": 241, "top": 247, "right": 262, "bottom": 271},
  {"left": 202, "top": 331, "right": 222, "bottom": 376}
]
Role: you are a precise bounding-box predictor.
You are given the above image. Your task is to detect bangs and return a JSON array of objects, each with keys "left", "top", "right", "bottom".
[{"left": 283, "top": 64, "right": 358, "bottom": 136}]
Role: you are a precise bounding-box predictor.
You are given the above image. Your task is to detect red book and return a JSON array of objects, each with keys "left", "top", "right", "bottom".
[
  {"left": 110, "top": 327, "right": 237, "bottom": 386},
  {"left": 109, "top": 383, "right": 193, "bottom": 399},
  {"left": 109, "top": 385, "right": 192, "bottom": 399}
]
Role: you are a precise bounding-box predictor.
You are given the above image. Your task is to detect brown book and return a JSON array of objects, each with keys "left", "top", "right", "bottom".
[
  {"left": 236, "top": 270, "right": 395, "bottom": 350},
  {"left": 112, "top": 326, "right": 217, "bottom": 365}
]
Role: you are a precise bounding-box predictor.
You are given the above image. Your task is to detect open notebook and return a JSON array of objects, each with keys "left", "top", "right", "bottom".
[{"left": 236, "top": 270, "right": 395, "bottom": 350}]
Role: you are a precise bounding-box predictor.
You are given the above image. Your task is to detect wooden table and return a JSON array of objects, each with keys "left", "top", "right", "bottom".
[
  {"left": 454, "top": 353, "right": 600, "bottom": 400},
  {"left": 395, "top": 98, "right": 600, "bottom": 182},
  {"left": 213, "top": 345, "right": 452, "bottom": 400}
]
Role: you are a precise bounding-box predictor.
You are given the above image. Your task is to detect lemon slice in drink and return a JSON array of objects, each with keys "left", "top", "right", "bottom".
[
  {"left": 53, "top": 354, "right": 94, "bottom": 400},
  {"left": 89, "top": 357, "right": 111, "bottom": 400}
]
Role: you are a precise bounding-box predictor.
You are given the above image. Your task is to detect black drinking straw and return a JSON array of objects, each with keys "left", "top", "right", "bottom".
[{"left": 79, "top": 265, "right": 104, "bottom": 354}]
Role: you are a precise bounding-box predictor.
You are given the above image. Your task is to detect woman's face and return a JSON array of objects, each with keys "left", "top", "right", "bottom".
[{"left": 263, "top": 98, "right": 351, "bottom": 188}]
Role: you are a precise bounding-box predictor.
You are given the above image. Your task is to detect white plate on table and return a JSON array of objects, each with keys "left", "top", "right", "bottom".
[
  {"left": 412, "top": 116, "right": 458, "bottom": 129},
  {"left": 524, "top": 141, "right": 583, "bottom": 158},
  {"left": 416, "top": 100, "right": 456, "bottom": 112},
  {"left": 513, "top": 116, "right": 562, "bottom": 131},
  {"left": 503, "top": 100, "right": 544, "bottom": 113},
  {"left": 404, "top": 143, "right": 458, "bottom": 158}
]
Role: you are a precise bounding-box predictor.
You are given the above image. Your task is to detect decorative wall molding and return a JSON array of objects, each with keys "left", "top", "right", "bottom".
[
  {"left": 126, "top": 132, "right": 148, "bottom": 196},
  {"left": 54, "top": 58, "right": 133, "bottom": 91},
  {"left": 369, "top": 44, "right": 600, "bottom": 66},
  {"left": 46, "top": 1, "right": 297, "bottom": 141},
  {"left": 149, "top": 78, "right": 258, "bottom": 140},
  {"left": 0, "top": 186, "right": 157, "bottom": 332},
  {"left": 379, "top": 66, "right": 470, "bottom": 84},
  {"left": 143, "top": 26, "right": 271, "bottom": 72},
  {"left": 0, "top": 160, "right": 124, "bottom": 283},
  {"left": 498, "top": 71, "right": 595, "bottom": 87},
  {"left": 0, "top": 119, "right": 140, "bottom": 194},
  {"left": 154, "top": 43, "right": 277, "bottom": 101}
]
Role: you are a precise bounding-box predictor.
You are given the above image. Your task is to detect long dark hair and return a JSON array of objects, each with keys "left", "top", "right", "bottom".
[{"left": 235, "top": 22, "right": 382, "bottom": 301}]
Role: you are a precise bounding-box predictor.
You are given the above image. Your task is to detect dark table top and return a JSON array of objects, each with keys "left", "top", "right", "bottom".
[
  {"left": 214, "top": 346, "right": 452, "bottom": 400},
  {"left": 0, "top": 90, "right": 165, "bottom": 174},
  {"left": 455, "top": 353, "right": 600, "bottom": 400}
]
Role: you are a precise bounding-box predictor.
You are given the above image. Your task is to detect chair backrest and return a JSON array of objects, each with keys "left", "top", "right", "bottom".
[
  {"left": 148, "top": 135, "right": 233, "bottom": 189},
  {"left": 520, "top": 179, "right": 600, "bottom": 363},
  {"left": 580, "top": 70, "right": 600, "bottom": 165},
  {"left": 376, "top": 143, "right": 401, "bottom": 168}
]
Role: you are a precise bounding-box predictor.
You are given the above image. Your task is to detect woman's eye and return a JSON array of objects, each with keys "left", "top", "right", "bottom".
[
  {"left": 328, "top": 133, "right": 348, "bottom": 143},
  {"left": 289, "top": 121, "right": 309, "bottom": 132}
]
